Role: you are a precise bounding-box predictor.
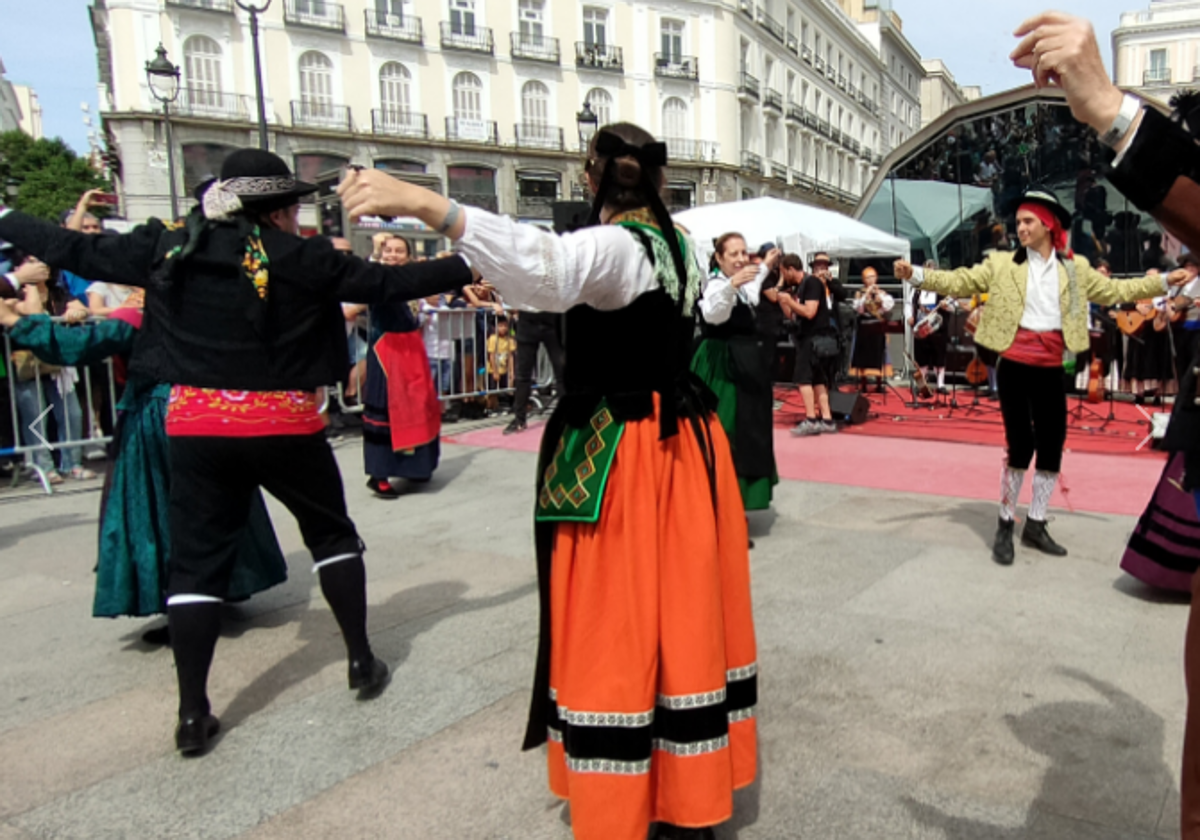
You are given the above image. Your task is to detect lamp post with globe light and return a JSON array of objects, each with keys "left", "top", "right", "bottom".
[{"left": 145, "top": 44, "right": 181, "bottom": 220}]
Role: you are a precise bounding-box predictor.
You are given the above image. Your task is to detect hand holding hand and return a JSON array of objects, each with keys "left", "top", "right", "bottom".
[
  {"left": 765, "top": 248, "right": 782, "bottom": 269},
  {"left": 1010, "top": 12, "right": 1124, "bottom": 133},
  {"left": 13, "top": 258, "right": 49, "bottom": 287},
  {"left": 893, "top": 260, "right": 914, "bottom": 281}
]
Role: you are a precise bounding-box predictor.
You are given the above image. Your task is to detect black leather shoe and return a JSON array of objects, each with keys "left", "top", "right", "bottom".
[
  {"left": 175, "top": 714, "right": 219, "bottom": 756},
  {"left": 992, "top": 517, "right": 1015, "bottom": 566},
  {"left": 349, "top": 656, "right": 391, "bottom": 700},
  {"left": 1022, "top": 518, "right": 1068, "bottom": 556},
  {"left": 503, "top": 418, "right": 527, "bottom": 435}
]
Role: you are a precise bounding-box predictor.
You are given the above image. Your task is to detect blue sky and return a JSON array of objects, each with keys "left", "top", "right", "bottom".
[{"left": 0, "top": 0, "right": 1151, "bottom": 155}]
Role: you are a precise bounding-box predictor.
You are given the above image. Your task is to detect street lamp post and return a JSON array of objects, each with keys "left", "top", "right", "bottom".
[
  {"left": 145, "top": 44, "right": 181, "bottom": 220},
  {"left": 235, "top": 0, "right": 272, "bottom": 150},
  {"left": 576, "top": 101, "right": 598, "bottom": 153}
]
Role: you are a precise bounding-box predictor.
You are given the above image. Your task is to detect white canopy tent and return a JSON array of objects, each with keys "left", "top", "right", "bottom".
[
  {"left": 674, "top": 197, "right": 911, "bottom": 268},
  {"left": 858, "top": 180, "right": 994, "bottom": 265}
]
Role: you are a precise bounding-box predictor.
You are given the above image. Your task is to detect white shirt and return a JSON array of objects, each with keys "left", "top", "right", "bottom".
[
  {"left": 455, "top": 206, "right": 706, "bottom": 315},
  {"left": 1019, "top": 248, "right": 1063, "bottom": 331},
  {"left": 86, "top": 281, "right": 131, "bottom": 309}
]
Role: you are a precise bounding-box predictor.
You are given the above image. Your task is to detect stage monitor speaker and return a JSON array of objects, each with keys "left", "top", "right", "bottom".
[
  {"left": 828, "top": 390, "right": 870, "bottom": 425},
  {"left": 552, "top": 201, "right": 593, "bottom": 234}
]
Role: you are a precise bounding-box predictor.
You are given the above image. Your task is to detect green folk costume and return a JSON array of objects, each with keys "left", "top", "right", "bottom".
[
  {"left": 8, "top": 315, "right": 287, "bottom": 617},
  {"left": 691, "top": 272, "right": 778, "bottom": 512}
]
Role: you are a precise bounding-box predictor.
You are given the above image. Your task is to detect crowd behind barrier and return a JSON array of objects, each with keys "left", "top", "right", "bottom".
[{"left": 1, "top": 316, "right": 120, "bottom": 494}]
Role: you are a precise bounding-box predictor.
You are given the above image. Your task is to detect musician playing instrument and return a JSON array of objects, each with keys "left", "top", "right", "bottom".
[
  {"left": 905, "top": 260, "right": 954, "bottom": 395},
  {"left": 895, "top": 187, "right": 1186, "bottom": 566},
  {"left": 850, "top": 266, "right": 894, "bottom": 392}
]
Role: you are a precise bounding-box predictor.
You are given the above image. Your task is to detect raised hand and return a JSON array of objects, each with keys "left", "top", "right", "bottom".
[
  {"left": 1167, "top": 268, "right": 1192, "bottom": 287},
  {"left": 731, "top": 265, "right": 760, "bottom": 288},
  {"left": 13, "top": 258, "right": 50, "bottom": 287},
  {"left": 1010, "top": 12, "right": 1124, "bottom": 133},
  {"left": 338, "top": 168, "right": 425, "bottom": 222},
  {"left": 893, "top": 260, "right": 914, "bottom": 281}
]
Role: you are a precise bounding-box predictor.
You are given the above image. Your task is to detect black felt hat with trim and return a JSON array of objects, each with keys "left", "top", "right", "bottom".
[
  {"left": 216, "top": 149, "right": 318, "bottom": 212},
  {"left": 1008, "top": 186, "right": 1072, "bottom": 230}
]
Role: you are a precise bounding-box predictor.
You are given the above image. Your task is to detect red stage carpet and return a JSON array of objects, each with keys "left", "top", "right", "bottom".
[
  {"left": 773, "top": 386, "right": 1168, "bottom": 458},
  {"left": 446, "top": 415, "right": 1167, "bottom": 518}
]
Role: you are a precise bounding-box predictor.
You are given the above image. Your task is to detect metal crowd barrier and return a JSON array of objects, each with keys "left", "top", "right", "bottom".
[
  {"left": 1, "top": 317, "right": 119, "bottom": 495},
  {"left": 334, "top": 305, "right": 554, "bottom": 416}
]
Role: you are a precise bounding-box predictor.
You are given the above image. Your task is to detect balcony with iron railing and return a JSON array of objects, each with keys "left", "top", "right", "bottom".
[
  {"left": 291, "top": 100, "right": 351, "bottom": 131},
  {"left": 786, "top": 101, "right": 803, "bottom": 124},
  {"left": 825, "top": 64, "right": 837, "bottom": 81},
  {"left": 837, "top": 73, "right": 847, "bottom": 91},
  {"left": 785, "top": 32, "right": 799, "bottom": 56},
  {"left": 515, "top": 123, "right": 564, "bottom": 150},
  {"left": 654, "top": 53, "right": 698, "bottom": 81},
  {"left": 756, "top": 7, "right": 785, "bottom": 43},
  {"left": 664, "top": 138, "right": 720, "bottom": 162},
  {"left": 450, "top": 193, "right": 499, "bottom": 213},
  {"left": 814, "top": 55, "right": 826, "bottom": 73},
  {"left": 817, "top": 119, "right": 831, "bottom": 137},
  {"left": 763, "top": 88, "right": 783, "bottom": 112},
  {"left": 741, "top": 150, "right": 763, "bottom": 173},
  {"left": 771, "top": 162, "right": 788, "bottom": 182},
  {"left": 283, "top": 0, "right": 344, "bottom": 32},
  {"left": 516, "top": 194, "right": 556, "bottom": 218},
  {"left": 440, "top": 21, "right": 494, "bottom": 53},
  {"left": 371, "top": 108, "right": 429, "bottom": 139},
  {"left": 737, "top": 71, "right": 760, "bottom": 100},
  {"left": 1144, "top": 68, "right": 1172, "bottom": 86},
  {"left": 831, "top": 128, "right": 842, "bottom": 145},
  {"left": 804, "top": 110, "right": 819, "bottom": 130},
  {"left": 848, "top": 83, "right": 859, "bottom": 99},
  {"left": 738, "top": 0, "right": 754, "bottom": 18},
  {"left": 364, "top": 10, "right": 423, "bottom": 44},
  {"left": 176, "top": 89, "right": 250, "bottom": 120},
  {"left": 801, "top": 45, "right": 813, "bottom": 65},
  {"left": 575, "top": 42, "right": 624, "bottom": 73},
  {"left": 511, "top": 32, "right": 560, "bottom": 63},
  {"left": 861, "top": 146, "right": 874, "bottom": 160},
  {"left": 846, "top": 138, "right": 860, "bottom": 154},
  {"left": 166, "top": 0, "right": 234, "bottom": 13},
  {"left": 446, "top": 116, "right": 499, "bottom": 144}
]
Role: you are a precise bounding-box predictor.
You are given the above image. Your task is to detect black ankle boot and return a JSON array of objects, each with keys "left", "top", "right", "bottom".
[
  {"left": 349, "top": 656, "right": 391, "bottom": 699},
  {"left": 992, "top": 517, "right": 1015, "bottom": 566},
  {"left": 1021, "top": 518, "right": 1068, "bottom": 556},
  {"left": 654, "top": 825, "right": 716, "bottom": 840},
  {"left": 175, "top": 714, "right": 219, "bottom": 756}
]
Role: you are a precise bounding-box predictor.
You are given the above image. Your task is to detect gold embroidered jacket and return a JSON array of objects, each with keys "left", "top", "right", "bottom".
[{"left": 918, "top": 250, "right": 1166, "bottom": 354}]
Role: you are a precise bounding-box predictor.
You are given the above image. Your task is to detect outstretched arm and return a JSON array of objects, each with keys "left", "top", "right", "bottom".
[
  {"left": 895, "top": 257, "right": 995, "bottom": 297},
  {"left": 0, "top": 209, "right": 163, "bottom": 288},
  {"left": 0, "top": 303, "right": 136, "bottom": 366}
]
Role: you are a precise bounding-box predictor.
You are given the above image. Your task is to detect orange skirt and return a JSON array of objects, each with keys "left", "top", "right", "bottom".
[{"left": 545, "top": 399, "right": 757, "bottom": 839}]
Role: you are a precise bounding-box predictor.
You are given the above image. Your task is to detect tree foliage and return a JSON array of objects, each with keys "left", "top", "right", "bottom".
[{"left": 0, "top": 131, "right": 110, "bottom": 222}]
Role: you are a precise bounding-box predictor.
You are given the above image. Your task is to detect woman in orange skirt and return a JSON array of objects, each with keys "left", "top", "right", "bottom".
[{"left": 340, "top": 122, "right": 758, "bottom": 840}]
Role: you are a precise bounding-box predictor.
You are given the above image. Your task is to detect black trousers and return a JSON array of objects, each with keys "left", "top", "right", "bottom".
[
  {"left": 997, "top": 358, "right": 1067, "bottom": 473},
  {"left": 168, "top": 433, "right": 362, "bottom": 598},
  {"left": 513, "top": 330, "right": 566, "bottom": 423}
]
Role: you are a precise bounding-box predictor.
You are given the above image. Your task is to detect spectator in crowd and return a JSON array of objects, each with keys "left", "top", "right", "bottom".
[
  {"left": 781, "top": 251, "right": 847, "bottom": 435},
  {"left": 8, "top": 253, "right": 96, "bottom": 483},
  {"left": 421, "top": 292, "right": 455, "bottom": 397},
  {"left": 487, "top": 314, "right": 517, "bottom": 392},
  {"left": 504, "top": 306, "right": 566, "bottom": 435}
]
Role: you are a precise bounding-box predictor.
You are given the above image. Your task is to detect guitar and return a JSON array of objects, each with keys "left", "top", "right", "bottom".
[
  {"left": 1114, "top": 302, "right": 1153, "bottom": 336},
  {"left": 903, "top": 351, "right": 934, "bottom": 400},
  {"left": 1087, "top": 356, "right": 1104, "bottom": 403},
  {"left": 1169, "top": 294, "right": 1194, "bottom": 324}
]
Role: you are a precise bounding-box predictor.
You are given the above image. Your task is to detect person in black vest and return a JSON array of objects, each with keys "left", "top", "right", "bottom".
[
  {"left": 0, "top": 149, "right": 474, "bottom": 756},
  {"left": 691, "top": 232, "right": 779, "bottom": 513},
  {"left": 505, "top": 308, "right": 566, "bottom": 434}
]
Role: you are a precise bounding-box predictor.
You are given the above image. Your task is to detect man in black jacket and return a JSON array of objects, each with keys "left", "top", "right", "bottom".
[{"left": 0, "top": 149, "right": 474, "bottom": 756}]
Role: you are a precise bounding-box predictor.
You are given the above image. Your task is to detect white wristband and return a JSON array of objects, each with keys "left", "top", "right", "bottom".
[{"left": 1100, "top": 94, "right": 1141, "bottom": 149}]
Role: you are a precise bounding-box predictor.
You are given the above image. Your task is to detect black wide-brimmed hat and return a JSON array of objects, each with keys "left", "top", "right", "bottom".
[
  {"left": 1009, "top": 186, "right": 1072, "bottom": 230},
  {"left": 201, "top": 149, "right": 317, "bottom": 219}
]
